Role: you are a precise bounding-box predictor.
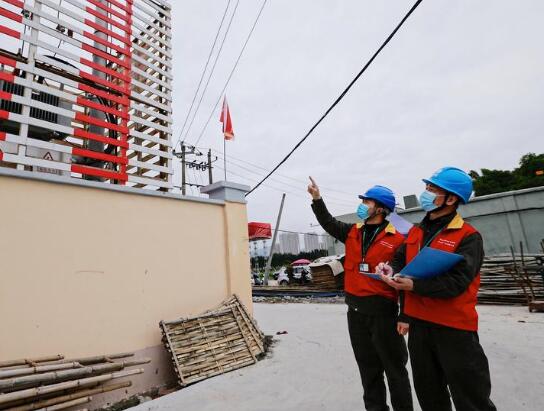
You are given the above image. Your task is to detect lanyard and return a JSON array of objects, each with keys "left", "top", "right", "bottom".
[
  {"left": 419, "top": 224, "right": 448, "bottom": 251},
  {"left": 362, "top": 226, "right": 381, "bottom": 262}
]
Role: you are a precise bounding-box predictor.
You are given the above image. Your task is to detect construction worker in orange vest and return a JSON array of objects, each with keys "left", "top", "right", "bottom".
[
  {"left": 377, "top": 167, "right": 496, "bottom": 411},
  {"left": 308, "top": 177, "right": 413, "bottom": 411}
]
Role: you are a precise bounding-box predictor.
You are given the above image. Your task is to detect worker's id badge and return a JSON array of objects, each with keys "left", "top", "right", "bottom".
[{"left": 359, "top": 263, "right": 370, "bottom": 273}]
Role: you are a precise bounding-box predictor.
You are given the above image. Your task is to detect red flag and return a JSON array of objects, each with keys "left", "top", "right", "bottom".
[{"left": 219, "top": 96, "right": 235, "bottom": 140}]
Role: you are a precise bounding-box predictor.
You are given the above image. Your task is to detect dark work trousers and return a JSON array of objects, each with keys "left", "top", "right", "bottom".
[
  {"left": 408, "top": 322, "right": 497, "bottom": 411},
  {"left": 347, "top": 307, "right": 413, "bottom": 411}
]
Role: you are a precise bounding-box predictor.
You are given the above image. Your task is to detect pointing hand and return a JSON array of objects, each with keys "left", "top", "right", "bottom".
[{"left": 307, "top": 176, "right": 321, "bottom": 200}]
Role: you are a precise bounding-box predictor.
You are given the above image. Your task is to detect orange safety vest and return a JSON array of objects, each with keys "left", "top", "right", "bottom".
[
  {"left": 344, "top": 222, "right": 405, "bottom": 301},
  {"left": 404, "top": 213, "right": 480, "bottom": 331}
]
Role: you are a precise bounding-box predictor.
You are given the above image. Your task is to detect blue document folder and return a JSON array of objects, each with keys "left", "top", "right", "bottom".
[
  {"left": 360, "top": 272, "right": 383, "bottom": 280},
  {"left": 399, "top": 247, "right": 464, "bottom": 279}
]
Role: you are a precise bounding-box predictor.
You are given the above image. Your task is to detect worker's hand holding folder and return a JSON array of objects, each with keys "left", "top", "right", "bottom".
[
  {"left": 360, "top": 247, "right": 463, "bottom": 281},
  {"left": 398, "top": 247, "right": 464, "bottom": 279}
]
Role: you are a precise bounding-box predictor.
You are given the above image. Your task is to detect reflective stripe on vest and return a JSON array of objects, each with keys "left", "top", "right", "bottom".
[
  {"left": 344, "top": 223, "right": 405, "bottom": 300},
  {"left": 404, "top": 214, "right": 480, "bottom": 331}
]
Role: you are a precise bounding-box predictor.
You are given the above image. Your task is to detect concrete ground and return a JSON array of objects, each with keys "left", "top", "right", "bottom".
[{"left": 130, "top": 303, "right": 544, "bottom": 411}]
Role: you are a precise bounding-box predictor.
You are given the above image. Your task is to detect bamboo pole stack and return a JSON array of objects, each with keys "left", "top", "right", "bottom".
[
  {"left": 160, "top": 295, "right": 266, "bottom": 387},
  {"left": 0, "top": 352, "right": 149, "bottom": 411},
  {"left": 478, "top": 254, "right": 544, "bottom": 305}
]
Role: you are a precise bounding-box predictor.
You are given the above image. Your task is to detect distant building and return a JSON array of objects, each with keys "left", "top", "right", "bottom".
[
  {"left": 249, "top": 240, "right": 272, "bottom": 258},
  {"left": 320, "top": 235, "right": 338, "bottom": 255},
  {"left": 304, "top": 232, "right": 320, "bottom": 252},
  {"left": 279, "top": 232, "right": 300, "bottom": 254}
]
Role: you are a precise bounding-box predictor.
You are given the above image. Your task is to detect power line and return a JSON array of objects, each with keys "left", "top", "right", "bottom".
[
  {"left": 245, "top": 0, "right": 424, "bottom": 196},
  {"left": 275, "top": 229, "right": 331, "bottom": 238},
  {"left": 216, "top": 154, "right": 308, "bottom": 190},
  {"left": 213, "top": 152, "right": 356, "bottom": 205},
  {"left": 173, "top": 0, "right": 232, "bottom": 151},
  {"left": 214, "top": 164, "right": 353, "bottom": 207},
  {"left": 193, "top": 0, "right": 268, "bottom": 146},
  {"left": 214, "top": 164, "right": 304, "bottom": 197},
  {"left": 180, "top": 0, "right": 241, "bottom": 145},
  {"left": 212, "top": 149, "right": 355, "bottom": 198}
]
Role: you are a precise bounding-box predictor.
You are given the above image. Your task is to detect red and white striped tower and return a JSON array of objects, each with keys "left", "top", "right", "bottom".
[{"left": 0, "top": 0, "right": 172, "bottom": 189}]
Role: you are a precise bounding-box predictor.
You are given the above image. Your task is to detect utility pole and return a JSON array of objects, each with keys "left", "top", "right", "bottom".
[
  {"left": 263, "top": 193, "right": 286, "bottom": 286},
  {"left": 174, "top": 144, "right": 203, "bottom": 194},
  {"left": 223, "top": 138, "right": 227, "bottom": 181},
  {"left": 207, "top": 149, "right": 213, "bottom": 184},
  {"left": 181, "top": 144, "right": 186, "bottom": 195}
]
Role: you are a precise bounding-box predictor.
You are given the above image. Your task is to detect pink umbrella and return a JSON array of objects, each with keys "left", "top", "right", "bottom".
[{"left": 292, "top": 259, "right": 311, "bottom": 266}]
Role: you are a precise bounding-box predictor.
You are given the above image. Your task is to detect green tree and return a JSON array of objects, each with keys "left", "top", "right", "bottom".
[
  {"left": 472, "top": 169, "right": 517, "bottom": 196},
  {"left": 515, "top": 153, "right": 544, "bottom": 189},
  {"left": 471, "top": 152, "right": 543, "bottom": 196}
]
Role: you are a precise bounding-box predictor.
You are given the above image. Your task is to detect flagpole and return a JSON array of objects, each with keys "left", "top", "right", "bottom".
[{"left": 220, "top": 95, "right": 232, "bottom": 181}]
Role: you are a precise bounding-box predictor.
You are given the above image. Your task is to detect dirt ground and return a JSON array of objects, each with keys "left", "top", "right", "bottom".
[{"left": 129, "top": 303, "right": 544, "bottom": 411}]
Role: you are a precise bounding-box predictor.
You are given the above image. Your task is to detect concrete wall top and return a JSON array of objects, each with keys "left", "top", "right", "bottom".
[
  {"left": 200, "top": 181, "right": 251, "bottom": 203},
  {"left": 0, "top": 168, "right": 226, "bottom": 206}
]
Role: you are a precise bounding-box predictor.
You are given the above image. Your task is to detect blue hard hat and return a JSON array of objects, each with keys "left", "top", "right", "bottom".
[
  {"left": 358, "top": 185, "right": 396, "bottom": 211},
  {"left": 422, "top": 167, "right": 473, "bottom": 204}
]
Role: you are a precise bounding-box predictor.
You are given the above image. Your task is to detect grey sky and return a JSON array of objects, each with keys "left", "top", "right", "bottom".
[{"left": 171, "top": 0, "right": 544, "bottom": 234}]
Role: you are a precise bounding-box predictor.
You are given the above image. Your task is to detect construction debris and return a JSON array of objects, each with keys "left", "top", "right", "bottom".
[
  {"left": 0, "top": 352, "right": 147, "bottom": 411},
  {"left": 308, "top": 255, "right": 344, "bottom": 290},
  {"left": 160, "top": 295, "right": 266, "bottom": 387},
  {"left": 478, "top": 253, "right": 544, "bottom": 306}
]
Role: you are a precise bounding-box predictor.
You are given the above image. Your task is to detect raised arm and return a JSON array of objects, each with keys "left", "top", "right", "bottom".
[{"left": 308, "top": 176, "right": 353, "bottom": 243}]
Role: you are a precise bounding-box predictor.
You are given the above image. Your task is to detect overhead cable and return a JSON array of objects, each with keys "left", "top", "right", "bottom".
[
  {"left": 245, "top": 0, "right": 424, "bottom": 196},
  {"left": 193, "top": 0, "right": 269, "bottom": 146},
  {"left": 180, "top": 0, "right": 241, "bottom": 145},
  {"left": 172, "top": 0, "right": 233, "bottom": 151}
]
